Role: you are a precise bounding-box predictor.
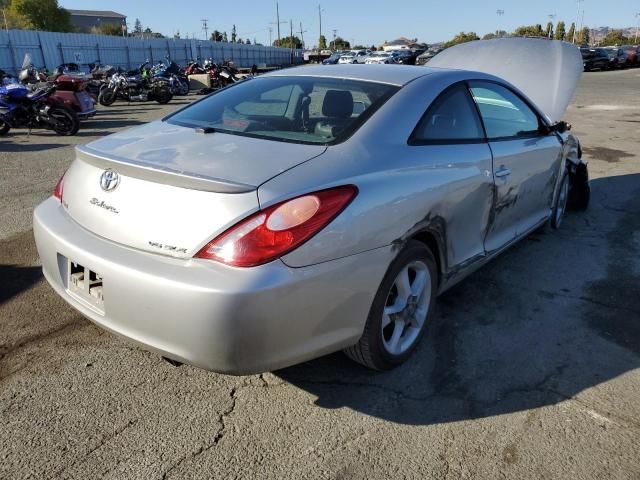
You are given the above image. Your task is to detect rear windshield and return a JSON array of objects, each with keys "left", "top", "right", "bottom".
[{"left": 166, "top": 76, "right": 399, "bottom": 145}]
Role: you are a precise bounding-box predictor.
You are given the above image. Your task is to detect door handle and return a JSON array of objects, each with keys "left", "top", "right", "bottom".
[{"left": 494, "top": 168, "right": 512, "bottom": 178}]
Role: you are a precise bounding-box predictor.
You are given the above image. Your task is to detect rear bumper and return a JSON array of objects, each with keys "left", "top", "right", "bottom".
[{"left": 33, "top": 198, "right": 393, "bottom": 374}]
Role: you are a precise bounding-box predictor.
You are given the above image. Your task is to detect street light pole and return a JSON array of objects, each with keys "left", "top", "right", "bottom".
[
  {"left": 573, "top": 0, "right": 584, "bottom": 43},
  {"left": 496, "top": 9, "right": 504, "bottom": 37},
  {"left": 548, "top": 14, "right": 556, "bottom": 39},
  {"left": 635, "top": 12, "right": 640, "bottom": 43}
]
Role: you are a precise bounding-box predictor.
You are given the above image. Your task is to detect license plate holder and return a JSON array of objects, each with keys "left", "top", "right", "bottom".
[{"left": 65, "top": 258, "right": 105, "bottom": 313}]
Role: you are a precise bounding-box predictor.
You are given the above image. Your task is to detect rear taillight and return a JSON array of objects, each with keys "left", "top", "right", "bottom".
[
  {"left": 195, "top": 185, "right": 358, "bottom": 267},
  {"left": 53, "top": 172, "right": 65, "bottom": 202}
]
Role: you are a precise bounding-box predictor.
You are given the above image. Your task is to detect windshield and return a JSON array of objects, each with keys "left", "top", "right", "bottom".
[{"left": 167, "top": 76, "right": 399, "bottom": 145}]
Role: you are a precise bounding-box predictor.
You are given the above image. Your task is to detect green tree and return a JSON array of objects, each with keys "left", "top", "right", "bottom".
[
  {"left": 273, "top": 35, "right": 302, "bottom": 49},
  {"left": 567, "top": 22, "right": 576, "bottom": 43},
  {"left": 577, "top": 27, "right": 590, "bottom": 45},
  {"left": 231, "top": 24, "right": 236, "bottom": 43},
  {"left": 331, "top": 36, "right": 350, "bottom": 50},
  {"left": 545, "top": 22, "right": 554, "bottom": 39},
  {"left": 554, "top": 21, "right": 566, "bottom": 40},
  {"left": 513, "top": 24, "right": 544, "bottom": 37},
  {"left": 94, "top": 23, "right": 123, "bottom": 36},
  {"left": 600, "top": 29, "right": 629, "bottom": 46},
  {"left": 222, "top": 31, "right": 228, "bottom": 42},
  {"left": 210, "top": 29, "right": 222, "bottom": 41},
  {"left": 318, "top": 34, "right": 327, "bottom": 49},
  {"left": 134, "top": 18, "right": 142, "bottom": 34},
  {"left": 443, "top": 32, "right": 479, "bottom": 49},
  {"left": 8, "top": 0, "right": 71, "bottom": 32}
]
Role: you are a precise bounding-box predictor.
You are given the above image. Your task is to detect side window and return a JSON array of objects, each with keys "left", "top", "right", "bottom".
[
  {"left": 469, "top": 82, "right": 541, "bottom": 140},
  {"left": 411, "top": 84, "right": 484, "bottom": 144}
]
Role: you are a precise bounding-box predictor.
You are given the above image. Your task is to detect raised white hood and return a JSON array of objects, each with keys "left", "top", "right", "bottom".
[{"left": 428, "top": 38, "right": 583, "bottom": 124}]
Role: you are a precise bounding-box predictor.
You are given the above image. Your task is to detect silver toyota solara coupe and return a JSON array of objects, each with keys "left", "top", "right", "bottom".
[{"left": 34, "top": 39, "right": 590, "bottom": 374}]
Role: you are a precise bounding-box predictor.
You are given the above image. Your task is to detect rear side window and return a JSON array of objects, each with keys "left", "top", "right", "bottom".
[
  {"left": 410, "top": 83, "right": 484, "bottom": 144},
  {"left": 469, "top": 82, "right": 541, "bottom": 140}
]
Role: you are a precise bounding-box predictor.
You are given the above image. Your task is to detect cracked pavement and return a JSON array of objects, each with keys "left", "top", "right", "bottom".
[{"left": 1, "top": 70, "right": 639, "bottom": 479}]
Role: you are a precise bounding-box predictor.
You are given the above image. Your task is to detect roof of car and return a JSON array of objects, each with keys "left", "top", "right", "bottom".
[{"left": 264, "top": 64, "right": 437, "bottom": 86}]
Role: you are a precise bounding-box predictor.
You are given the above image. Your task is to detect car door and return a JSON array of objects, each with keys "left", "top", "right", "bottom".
[
  {"left": 468, "top": 81, "right": 563, "bottom": 253},
  {"left": 408, "top": 82, "right": 494, "bottom": 268}
]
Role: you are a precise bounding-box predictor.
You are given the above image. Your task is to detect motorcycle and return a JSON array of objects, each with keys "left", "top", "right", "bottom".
[
  {"left": 0, "top": 71, "right": 80, "bottom": 136},
  {"left": 85, "top": 61, "right": 117, "bottom": 96},
  {"left": 152, "top": 60, "right": 189, "bottom": 96},
  {"left": 98, "top": 62, "right": 173, "bottom": 106},
  {"left": 18, "top": 55, "right": 97, "bottom": 120}
]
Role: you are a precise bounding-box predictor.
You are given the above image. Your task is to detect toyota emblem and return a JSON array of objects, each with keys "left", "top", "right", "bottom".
[{"left": 100, "top": 169, "right": 120, "bottom": 192}]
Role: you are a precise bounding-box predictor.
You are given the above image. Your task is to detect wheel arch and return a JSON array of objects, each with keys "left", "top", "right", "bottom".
[{"left": 405, "top": 228, "right": 446, "bottom": 287}]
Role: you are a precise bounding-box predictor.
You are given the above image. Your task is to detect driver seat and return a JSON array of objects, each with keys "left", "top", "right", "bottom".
[{"left": 315, "top": 90, "right": 353, "bottom": 138}]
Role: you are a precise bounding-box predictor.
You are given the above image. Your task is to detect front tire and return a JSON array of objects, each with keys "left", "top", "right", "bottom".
[
  {"left": 98, "top": 88, "right": 117, "bottom": 106},
  {"left": 550, "top": 171, "right": 569, "bottom": 229},
  {"left": 344, "top": 240, "right": 438, "bottom": 370}
]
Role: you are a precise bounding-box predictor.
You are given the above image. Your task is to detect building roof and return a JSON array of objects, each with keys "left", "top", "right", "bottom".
[
  {"left": 67, "top": 9, "right": 126, "bottom": 19},
  {"left": 384, "top": 37, "right": 419, "bottom": 46}
]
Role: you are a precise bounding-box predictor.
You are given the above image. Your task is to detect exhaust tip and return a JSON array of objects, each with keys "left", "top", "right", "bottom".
[{"left": 162, "top": 356, "right": 183, "bottom": 367}]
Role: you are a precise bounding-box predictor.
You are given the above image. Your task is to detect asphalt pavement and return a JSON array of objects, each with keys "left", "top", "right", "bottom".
[{"left": 0, "top": 70, "right": 639, "bottom": 479}]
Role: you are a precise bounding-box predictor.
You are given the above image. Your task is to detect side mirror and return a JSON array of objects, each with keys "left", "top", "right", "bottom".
[{"left": 544, "top": 121, "right": 570, "bottom": 135}]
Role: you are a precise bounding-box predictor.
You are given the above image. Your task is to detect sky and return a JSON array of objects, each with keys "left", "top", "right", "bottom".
[{"left": 60, "top": 0, "right": 640, "bottom": 46}]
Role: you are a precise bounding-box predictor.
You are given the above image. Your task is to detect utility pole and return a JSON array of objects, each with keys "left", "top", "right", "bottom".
[
  {"left": 548, "top": 14, "right": 556, "bottom": 39},
  {"left": 289, "top": 19, "right": 294, "bottom": 64},
  {"left": 201, "top": 19, "right": 208, "bottom": 41},
  {"left": 269, "top": 3, "right": 286, "bottom": 47},
  {"left": 496, "top": 9, "right": 504, "bottom": 37},
  {"left": 635, "top": 13, "right": 640, "bottom": 43},
  {"left": 298, "top": 22, "right": 307, "bottom": 50},
  {"left": 318, "top": 4, "right": 324, "bottom": 48},
  {"left": 332, "top": 29, "right": 337, "bottom": 50},
  {"left": 277, "top": 3, "right": 281, "bottom": 45},
  {"left": 269, "top": 26, "right": 273, "bottom": 46}
]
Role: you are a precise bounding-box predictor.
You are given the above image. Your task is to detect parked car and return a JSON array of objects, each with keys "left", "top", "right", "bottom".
[
  {"left": 604, "top": 47, "right": 628, "bottom": 69},
  {"left": 364, "top": 51, "right": 395, "bottom": 64},
  {"left": 621, "top": 45, "right": 639, "bottom": 66},
  {"left": 349, "top": 50, "right": 370, "bottom": 64},
  {"left": 338, "top": 54, "right": 356, "bottom": 64},
  {"left": 393, "top": 49, "right": 425, "bottom": 65},
  {"left": 581, "top": 48, "right": 610, "bottom": 71},
  {"left": 322, "top": 53, "right": 341, "bottom": 65},
  {"left": 34, "top": 39, "right": 589, "bottom": 374},
  {"left": 416, "top": 48, "right": 442, "bottom": 65}
]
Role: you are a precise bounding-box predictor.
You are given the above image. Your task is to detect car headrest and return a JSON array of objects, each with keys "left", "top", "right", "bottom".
[{"left": 322, "top": 90, "right": 353, "bottom": 118}]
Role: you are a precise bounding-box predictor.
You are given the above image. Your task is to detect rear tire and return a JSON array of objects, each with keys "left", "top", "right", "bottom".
[
  {"left": 344, "top": 240, "right": 438, "bottom": 370},
  {"left": 50, "top": 107, "right": 79, "bottom": 136},
  {"left": 98, "top": 88, "right": 116, "bottom": 106},
  {"left": 154, "top": 86, "right": 173, "bottom": 104},
  {"left": 0, "top": 116, "right": 10, "bottom": 135}
]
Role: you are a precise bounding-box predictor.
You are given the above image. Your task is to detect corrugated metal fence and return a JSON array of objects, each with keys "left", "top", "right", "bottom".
[{"left": 0, "top": 29, "right": 303, "bottom": 75}]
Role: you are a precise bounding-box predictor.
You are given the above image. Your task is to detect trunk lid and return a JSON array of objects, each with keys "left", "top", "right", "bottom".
[
  {"left": 428, "top": 38, "right": 583, "bottom": 124},
  {"left": 62, "top": 122, "right": 326, "bottom": 258}
]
